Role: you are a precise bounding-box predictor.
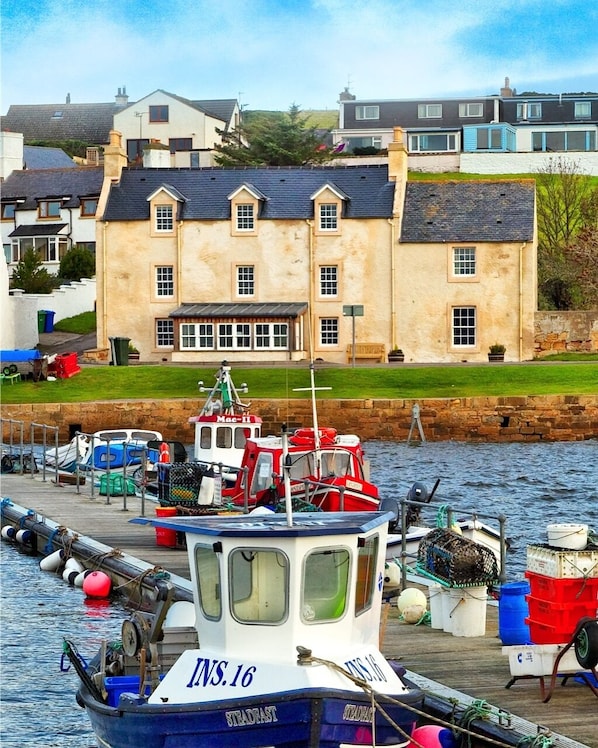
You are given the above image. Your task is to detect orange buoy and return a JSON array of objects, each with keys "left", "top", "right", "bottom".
[
  {"left": 82, "top": 570, "right": 112, "bottom": 599},
  {"left": 159, "top": 442, "right": 170, "bottom": 463}
]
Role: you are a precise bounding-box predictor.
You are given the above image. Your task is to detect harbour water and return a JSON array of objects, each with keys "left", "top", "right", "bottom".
[{"left": 1, "top": 439, "right": 597, "bottom": 746}]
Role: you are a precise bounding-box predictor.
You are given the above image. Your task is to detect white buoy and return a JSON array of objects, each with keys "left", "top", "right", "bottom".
[
  {"left": 384, "top": 562, "right": 402, "bottom": 587},
  {"left": 63, "top": 568, "right": 79, "bottom": 585},
  {"left": 16, "top": 528, "right": 33, "bottom": 544},
  {"left": 1, "top": 526, "right": 16, "bottom": 540},
  {"left": 397, "top": 587, "right": 427, "bottom": 614},
  {"left": 74, "top": 569, "right": 91, "bottom": 588},
  {"left": 40, "top": 549, "right": 64, "bottom": 572},
  {"left": 65, "top": 557, "right": 83, "bottom": 573}
]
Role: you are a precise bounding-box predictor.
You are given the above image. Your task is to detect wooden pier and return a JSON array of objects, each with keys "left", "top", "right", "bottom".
[{"left": 1, "top": 471, "right": 595, "bottom": 747}]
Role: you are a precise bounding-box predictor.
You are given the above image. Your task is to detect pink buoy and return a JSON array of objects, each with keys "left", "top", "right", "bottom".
[
  {"left": 82, "top": 570, "right": 112, "bottom": 599},
  {"left": 409, "top": 725, "right": 457, "bottom": 748}
]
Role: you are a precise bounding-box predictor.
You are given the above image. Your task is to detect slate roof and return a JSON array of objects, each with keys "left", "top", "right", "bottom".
[
  {"left": 1, "top": 103, "right": 119, "bottom": 144},
  {"left": 0, "top": 167, "right": 103, "bottom": 210},
  {"left": 170, "top": 302, "right": 308, "bottom": 318},
  {"left": 23, "top": 146, "right": 76, "bottom": 170},
  {"left": 103, "top": 165, "right": 395, "bottom": 221},
  {"left": 400, "top": 181, "right": 535, "bottom": 243}
]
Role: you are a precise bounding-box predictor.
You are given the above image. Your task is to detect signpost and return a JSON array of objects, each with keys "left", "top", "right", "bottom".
[{"left": 343, "top": 305, "right": 364, "bottom": 368}]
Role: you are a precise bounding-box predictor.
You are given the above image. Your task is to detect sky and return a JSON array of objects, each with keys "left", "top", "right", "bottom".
[{"left": 1, "top": 0, "right": 597, "bottom": 115}]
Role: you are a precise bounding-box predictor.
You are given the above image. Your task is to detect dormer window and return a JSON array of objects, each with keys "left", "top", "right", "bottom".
[
  {"left": 319, "top": 204, "right": 338, "bottom": 231},
  {"left": 236, "top": 204, "right": 254, "bottom": 231},
  {"left": 80, "top": 198, "right": 98, "bottom": 217},
  {"left": 155, "top": 205, "right": 173, "bottom": 232},
  {"left": 1, "top": 203, "right": 16, "bottom": 220},
  {"left": 38, "top": 200, "right": 61, "bottom": 218}
]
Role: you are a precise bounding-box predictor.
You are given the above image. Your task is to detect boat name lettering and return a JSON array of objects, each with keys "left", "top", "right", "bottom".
[
  {"left": 344, "top": 654, "right": 387, "bottom": 683},
  {"left": 216, "top": 416, "right": 252, "bottom": 423},
  {"left": 225, "top": 705, "right": 278, "bottom": 727},
  {"left": 186, "top": 657, "right": 256, "bottom": 689},
  {"left": 342, "top": 704, "right": 374, "bottom": 722}
]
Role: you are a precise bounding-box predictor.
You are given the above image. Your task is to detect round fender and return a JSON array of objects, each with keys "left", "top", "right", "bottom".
[{"left": 574, "top": 619, "right": 598, "bottom": 669}]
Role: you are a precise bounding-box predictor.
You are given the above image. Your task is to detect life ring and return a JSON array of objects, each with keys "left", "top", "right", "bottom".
[
  {"left": 290, "top": 427, "right": 337, "bottom": 446},
  {"left": 574, "top": 618, "right": 598, "bottom": 669}
]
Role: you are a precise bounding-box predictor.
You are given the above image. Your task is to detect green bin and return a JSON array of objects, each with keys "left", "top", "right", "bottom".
[
  {"left": 37, "top": 310, "right": 47, "bottom": 333},
  {"left": 110, "top": 336, "right": 131, "bottom": 366}
]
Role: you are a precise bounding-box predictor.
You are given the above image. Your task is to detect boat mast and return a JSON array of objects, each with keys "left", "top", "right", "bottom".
[
  {"left": 198, "top": 361, "right": 250, "bottom": 416},
  {"left": 292, "top": 361, "right": 331, "bottom": 478}
]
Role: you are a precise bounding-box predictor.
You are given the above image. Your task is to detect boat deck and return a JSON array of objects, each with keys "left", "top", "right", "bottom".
[{"left": 1, "top": 471, "right": 596, "bottom": 747}]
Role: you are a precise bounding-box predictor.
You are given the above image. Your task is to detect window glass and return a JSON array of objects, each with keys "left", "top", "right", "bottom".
[
  {"left": 81, "top": 198, "right": 98, "bottom": 216},
  {"left": 231, "top": 549, "right": 288, "bottom": 624},
  {"left": 355, "top": 105, "right": 379, "bottom": 120},
  {"left": 156, "top": 319, "right": 174, "bottom": 347},
  {"left": 452, "top": 307, "right": 476, "bottom": 346},
  {"left": 320, "top": 318, "right": 338, "bottom": 345},
  {"left": 320, "top": 266, "right": 338, "bottom": 295},
  {"left": 302, "top": 548, "right": 349, "bottom": 621},
  {"left": 39, "top": 200, "right": 61, "bottom": 218},
  {"left": 453, "top": 247, "right": 476, "bottom": 276},
  {"left": 198, "top": 324, "right": 214, "bottom": 348},
  {"left": 149, "top": 105, "right": 169, "bottom": 122},
  {"left": 459, "top": 103, "right": 483, "bottom": 117},
  {"left": 250, "top": 452, "right": 274, "bottom": 494},
  {"left": 319, "top": 204, "right": 337, "bottom": 231},
  {"left": 216, "top": 427, "right": 232, "bottom": 449},
  {"left": 195, "top": 545, "right": 221, "bottom": 620},
  {"left": 236, "top": 204, "right": 254, "bottom": 231},
  {"left": 1, "top": 204, "right": 16, "bottom": 219},
  {"left": 417, "top": 104, "right": 442, "bottom": 118},
  {"left": 156, "top": 266, "right": 174, "bottom": 296},
  {"left": 237, "top": 266, "right": 254, "bottom": 295},
  {"left": 574, "top": 102, "right": 591, "bottom": 118},
  {"left": 355, "top": 535, "right": 379, "bottom": 615},
  {"left": 155, "top": 205, "right": 173, "bottom": 232},
  {"left": 200, "top": 426, "right": 212, "bottom": 450}
]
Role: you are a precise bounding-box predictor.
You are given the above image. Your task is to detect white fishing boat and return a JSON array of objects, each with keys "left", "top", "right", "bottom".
[{"left": 68, "top": 436, "right": 423, "bottom": 747}]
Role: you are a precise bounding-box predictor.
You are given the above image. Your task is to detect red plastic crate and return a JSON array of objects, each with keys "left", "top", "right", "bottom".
[
  {"left": 54, "top": 351, "right": 81, "bottom": 379},
  {"left": 525, "top": 570, "right": 598, "bottom": 604},
  {"left": 526, "top": 594, "right": 597, "bottom": 633},
  {"left": 525, "top": 617, "right": 572, "bottom": 645}
]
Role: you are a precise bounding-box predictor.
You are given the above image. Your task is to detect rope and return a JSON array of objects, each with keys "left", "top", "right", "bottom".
[
  {"left": 43, "top": 526, "right": 68, "bottom": 555},
  {"left": 457, "top": 700, "right": 492, "bottom": 747},
  {"left": 19, "top": 508, "right": 36, "bottom": 528},
  {"left": 516, "top": 735, "right": 555, "bottom": 748},
  {"left": 303, "top": 650, "right": 539, "bottom": 748},
  {"left": 113, "top": 566, "right": 170, "bottom": 596}
]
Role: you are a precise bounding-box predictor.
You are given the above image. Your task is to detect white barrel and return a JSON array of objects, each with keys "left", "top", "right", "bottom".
[
  {"left": 74, "top": 569, "right": 91, "bottom": 588},
  {"left": 1, "top": 526, "right": 16, "bottom": 540},
  {"left": 65, "top": 557, "right": 83, "bottom": 573},
  {"left": 62, "top": 569, "right": 79, "bottom": 585},
  {"left": 16, "top": 529, "right": 33, "bottom": 544},
  {"left": 39, "top": 549, "right": 64, "bottom": 572}
]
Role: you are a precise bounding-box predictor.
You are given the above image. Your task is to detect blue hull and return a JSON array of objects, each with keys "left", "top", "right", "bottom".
[{"left": 79, "top": 685, "right": 420, "bottom": 747}]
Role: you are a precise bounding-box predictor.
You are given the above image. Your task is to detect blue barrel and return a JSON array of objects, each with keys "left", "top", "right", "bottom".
[{"left": 499, "top": 580, "right": 531, "bottom": 645}]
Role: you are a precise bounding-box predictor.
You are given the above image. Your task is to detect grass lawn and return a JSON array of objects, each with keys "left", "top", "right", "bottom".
[{"left": 2, "top": 362, "right": 597, "bottom": 404}]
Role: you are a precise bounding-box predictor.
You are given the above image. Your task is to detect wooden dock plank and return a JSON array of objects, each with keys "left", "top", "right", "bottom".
[{"left": 1, "top": 472, "right": 596, "bottom": 746}]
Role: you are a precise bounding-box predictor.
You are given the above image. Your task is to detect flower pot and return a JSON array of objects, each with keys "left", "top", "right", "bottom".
[
  {"left": 388, "top": 353, "right": 405, "bottom": 363},
  {"left": 488, "top": 353, "right": 504, "bottom": 362}
]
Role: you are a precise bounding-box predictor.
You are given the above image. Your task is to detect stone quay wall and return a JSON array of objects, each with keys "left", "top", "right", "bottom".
[{"left": 2, "top": 395, "right": 597, "bottom": 444}]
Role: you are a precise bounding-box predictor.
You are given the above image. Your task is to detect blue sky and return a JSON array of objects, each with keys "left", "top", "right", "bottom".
[{"left": 1, "top": 0, "right": 596, "bottom": 114}]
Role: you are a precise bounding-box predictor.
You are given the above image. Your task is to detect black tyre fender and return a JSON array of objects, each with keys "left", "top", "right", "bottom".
[{"left": 574, "top": 619, "right": 598, "bottom": 669}]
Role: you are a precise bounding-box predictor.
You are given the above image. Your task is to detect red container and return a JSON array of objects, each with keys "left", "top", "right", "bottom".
[
  {"left": 54, "top": 351, "right": 81, "bottom": 379},
  {"left": 525, "top": 617, "right": 571, "bottom": 645},
  {"left": 155, "top": 506, "right": 178, "bottom": 547},
  {"left": 526, "top": 595, "right": 597, "bottom": 636},
  {"left": 525, "top": 570, "right": 598, "bottom": 604}
]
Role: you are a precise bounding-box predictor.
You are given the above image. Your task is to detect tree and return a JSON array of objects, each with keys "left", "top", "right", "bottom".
[
  {"left": 214, "top": 105, "right": 336, "bottom": 167},
  {"left": 535, "top": 157, "right": 598, "bottom": 309},
  {"left": 59, "top": 245, "right": 96, "bottom": 281},
  {"left": 9, "top": 248, "right": 56, "bottom": 294}
]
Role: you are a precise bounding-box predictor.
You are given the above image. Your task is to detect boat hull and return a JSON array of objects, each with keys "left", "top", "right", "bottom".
[{"left": 79, "top": 684, "right": 419, "bottom": 748}]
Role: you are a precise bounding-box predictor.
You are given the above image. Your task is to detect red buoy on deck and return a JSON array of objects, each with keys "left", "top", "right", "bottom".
[{"left": 82, "top": 570, "right": 112, "bottom": 599}]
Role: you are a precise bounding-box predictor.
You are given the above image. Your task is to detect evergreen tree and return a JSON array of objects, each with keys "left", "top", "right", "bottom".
[
  {"left": 215, "top": 105, "right": 336, "bottom": 167},
  {"left": 9, "top": 249, "right": 56, "bottom": 294},
  {"left": 59, "top": 245, "right": 96, "bottom": 281}
]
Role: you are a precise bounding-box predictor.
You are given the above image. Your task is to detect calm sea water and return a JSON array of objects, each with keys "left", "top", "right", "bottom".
[{"left": 1, "top": 440, "right": 597, "bottom": 746}]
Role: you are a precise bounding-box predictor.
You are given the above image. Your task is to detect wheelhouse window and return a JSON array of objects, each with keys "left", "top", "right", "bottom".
[
  {"left": 302, "top": 547, "right": 350, "bottom": 622},
  {"left": 156, "top": 319, "right": 174, "bottom": 347},
  {"left": 452, "top": 307, "right": 476, "bottom": 347},
  {"left": 156, "top": 265, "right": 174, "bottom": 297},
  {"left": 149, "top": 105, "right": 169, "bottom": 123},
  {"left": 320, "top": 318, "right": 339, "bottom": 346},
  {"left": 320, "top": 265, "right": 338, "bottom": 296},
  {"left": 453, "top": 247, "right": 476, "bottom": 277},
  {"left": 355, "top": 105, "right": 379, "bottom": 120},
  {"left": 195, "top": 545, "right": 222, "bottom": 620},
  {"left": 237, "top": 266, "right": 254, "bottom": 296},
  {"left": 355, "top": 534, "right": 379, "bottom": 615},
  {"left": 417, "top": 104, "right": 442, "bottom": 119},
  {"left": 236, "top": 204, "right": 255, "bottom": 231},
  {"left": 80, "top": 198, "right": 98, "bottom": 217},
  {"left": 319, "top": 204, "right": 338, "bottom": 231},
  {"left": 231, "top": 548, "right": 288, "bottom": 624},
  {"left": 155, "top": 205, "right": 173, "bottom": 232},
  {"left": 409, "top": 133, "right": 456, "bottom": 152},
  {"left": 459, "top": 103, "right": 483, "bottom": 117},
  {"left": 38, "top": 200, "right": 61, "bottom": 218}
]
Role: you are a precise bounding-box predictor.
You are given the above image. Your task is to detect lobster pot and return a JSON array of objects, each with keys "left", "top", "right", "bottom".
[
  {"left": 157, "top": 463, "right": 205, "bottom": 507},
  {"left": 417, "top": 528, "right": 499, "bottom": 587}
]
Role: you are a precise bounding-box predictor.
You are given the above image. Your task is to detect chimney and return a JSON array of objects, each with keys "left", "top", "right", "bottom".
[
  {"left": 66, "top": 93, "right": 71, "bottom": 104},
  {"left": 387, "top": 127, "right": 408, "bottom": 220},
  {"left": 500, "top": 76, "right": 513, "bottom": 97},
  {"left": 115, "top": 86, "right": 129, "bottom": 107},
  {"left": 103, "top": 130, "right": 127, "bottom": 180},
  {"left": 338, "top": 87, "right": 356, "bottom": 103}
]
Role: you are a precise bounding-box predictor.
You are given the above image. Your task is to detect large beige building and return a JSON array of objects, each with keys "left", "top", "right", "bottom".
[{"left": 95, "top": 129, "right": 536, "bottom": 364}]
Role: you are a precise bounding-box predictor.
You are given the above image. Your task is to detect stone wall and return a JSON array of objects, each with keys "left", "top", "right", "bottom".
[
  {"left": 535, "top": 311, "right": 598, "bottom": 355},
  {"left": 3, "top": 395, "right": 597, "bottom": 445}
]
